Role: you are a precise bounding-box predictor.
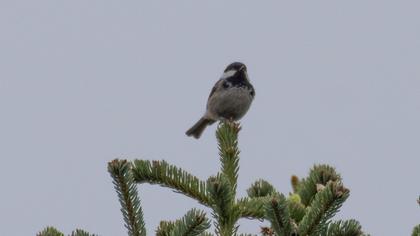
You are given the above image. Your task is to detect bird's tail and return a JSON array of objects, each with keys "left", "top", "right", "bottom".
[{"left": 186, "top": 118, "right": 214, "bottom": 139}]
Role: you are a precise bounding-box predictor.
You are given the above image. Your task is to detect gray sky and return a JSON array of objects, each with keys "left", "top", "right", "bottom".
[{"left": 1, "top": 1, "right": 419, "bottom": 235}]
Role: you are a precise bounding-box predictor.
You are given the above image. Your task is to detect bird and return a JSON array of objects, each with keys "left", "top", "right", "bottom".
[{"left": 186, "top": 62, "right": 255, "bottom": 139}]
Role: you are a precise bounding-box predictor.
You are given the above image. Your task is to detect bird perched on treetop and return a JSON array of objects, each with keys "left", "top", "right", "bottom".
[{"left": 186, "top": 62, "right": 255, "bottom": 139}]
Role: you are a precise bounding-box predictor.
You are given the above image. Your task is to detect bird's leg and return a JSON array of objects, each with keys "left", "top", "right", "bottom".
[
  {"left": 218, "top": 117, "right": 241, "bottom": 133},
  {"left": 228, "top": 117, "right": 235, "bottom": 123},
  {"left": 226, "top": 117, "right": 241, "bottom": 132}
]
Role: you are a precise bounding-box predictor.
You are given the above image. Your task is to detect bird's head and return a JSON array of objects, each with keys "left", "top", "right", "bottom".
[{"left": 221, "top": 62, "right": 248, "bottom": 80}]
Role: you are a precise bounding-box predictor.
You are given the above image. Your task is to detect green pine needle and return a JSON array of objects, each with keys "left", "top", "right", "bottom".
[
  {"left": 198, "top": 232, "right": 215, "bottom": 236},
  {"left": 413, "top": 224, "right": 420, "bottom": 236},
  {"left": 287, "top": 198, "right": 306, "bottom": 223},
  {"left": 247, "top": 179, "right": 276, "bottom": 198},
  {"left": 297, "top": 165, "right": 341, "bottom": 206},
  {"left": 167, "top": 209, "right": 211, "bottom": 236},
  {"left": 132, "top": 159, "right": 211, "bottom": 206},
  {"left": 156, "top": 221, "right": 175, "bottom": 236},
  {"left": 298, "top": 181, "right": 349, "bottom": 236},
  {"left": 263, "top": 193, "right": 292, "bottom": 236},
  {"left": 70, "top": 229, "right": 98, "bottom": 236},
  {"left": 216, "top": 122, "right": 241, "bottom": 196},
  {"left": 108, "top": 159, "right": 146, "bottom": 236},
  {"left": 237, "top": 196, "right": 271, "bottom": 219},
  {"left": 37, "top": 227, "right": 64, "bottom": 236},
  {"left": 207, "top": 174, "right": 239, "bottom": 236},
  {"left": 37, "top": 227, "right": 97, "bottom": 236},
  {"left": 323, "top": 220, "right": 365, "bottom": 236}
]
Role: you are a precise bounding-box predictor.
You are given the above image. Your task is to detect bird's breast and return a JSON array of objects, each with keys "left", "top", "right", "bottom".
[{"left": 207, "top": 87, "right": 254, "bottom": 121}]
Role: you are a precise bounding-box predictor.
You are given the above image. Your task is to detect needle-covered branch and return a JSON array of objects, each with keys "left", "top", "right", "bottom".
[
  {"left": 287, "top": 197, "right": 306, "bottom": 224},
  {"left": 322, "top": 220, "right": 366, "bottom": 236},
  {"left": 236, "top": 196, "right": 269, "bottom": 219},
  {"left": 298, "top": 181, "right": 350, "bottom": 236},
  {"left": 132, "top": 159, "right": 211, "bottom": 206},
  {"left": 156, "top": 209, "right": 211, "bottom": 236},
  {"left": 207, "top": 174, "right": 240, "bottom": 236},
  {"left": 37, "top": 227, "right": 64, "bottom": 236},
  {"left": 70, "top": 229, "right": 98, "bottom": 236},
  {"left": 108, "top": 159, "right": 146, "bottom": 236},
  {"left": 413, "top": 225, "right": 420, "bottom": 236},
  {"left": 247, "top": 179, "right": 276, "bottom": 198},
  {"left": 263, "top": 193, "right": 293, "bottom": 236},
  {"left": 236, "top": 179, "right": 278, "bottom": 219},
  {"left": 41, "top": 122, "right": 374, "bottom": 235},
  {"left": 296, "top": 165, "right": 341, "bottom": 207},
  {"left": 216, "top": 122, "right": 241, "bottom": 196},
  {"left": 37, "top": 227, "right": 97, "bottom": 236}
]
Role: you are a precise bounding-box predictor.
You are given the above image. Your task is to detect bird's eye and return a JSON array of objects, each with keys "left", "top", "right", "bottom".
[{"left": 222, "top": 81, "right": 230, "bottom": 88}]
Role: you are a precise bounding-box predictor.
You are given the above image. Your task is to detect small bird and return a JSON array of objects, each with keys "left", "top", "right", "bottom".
[{"left": 186, "top": 62, "right": 255, "bottom": 139}]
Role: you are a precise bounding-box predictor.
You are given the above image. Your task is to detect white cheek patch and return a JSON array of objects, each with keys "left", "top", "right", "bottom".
[{"left": 221, "top": 70, "right": 237, "bottom": 79}]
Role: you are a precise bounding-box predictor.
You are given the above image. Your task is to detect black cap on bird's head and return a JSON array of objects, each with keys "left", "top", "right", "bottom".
[
  {"left": 224, "top": 62, "right": 247, "bottom": 73},
  {"left": 221, "top": 62, "right": 248, "bottom": 80}
]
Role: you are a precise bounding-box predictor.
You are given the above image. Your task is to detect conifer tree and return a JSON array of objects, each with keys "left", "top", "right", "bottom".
[
  {"left": 107, "top": 122, "right": 367, "bottom": 236},
  {"left": 413, "top": 225, "right": 420, "bottom": 236},
  {"left": 38, "top": 122, "right": 419, "bottom": 235}
]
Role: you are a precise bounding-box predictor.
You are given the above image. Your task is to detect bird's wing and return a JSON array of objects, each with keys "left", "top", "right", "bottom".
[{"left": 208, "top": 79, "right": 223, "bottom": 100}]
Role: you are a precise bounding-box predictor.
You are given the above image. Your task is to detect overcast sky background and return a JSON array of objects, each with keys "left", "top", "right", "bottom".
[{"left": 1, "top": 1, "right": 419, "bottom": 235}]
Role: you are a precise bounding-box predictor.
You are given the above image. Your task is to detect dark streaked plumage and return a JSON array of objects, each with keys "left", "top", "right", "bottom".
[{"left": 186, "top": 62, "right": 255, "bottom": 139}]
